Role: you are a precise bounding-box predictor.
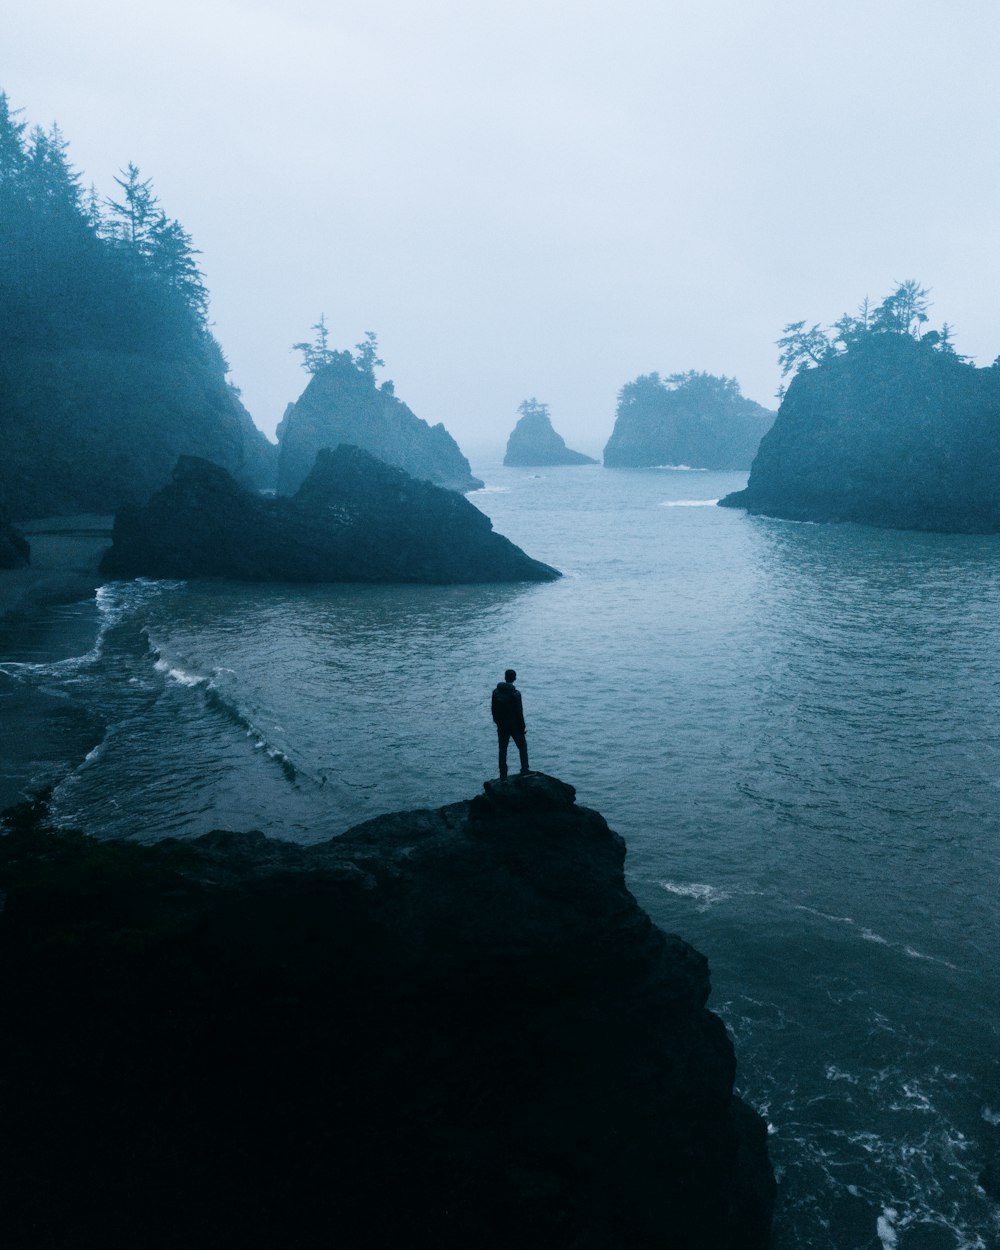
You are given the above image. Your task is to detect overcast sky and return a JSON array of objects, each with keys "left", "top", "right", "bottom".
[{"left": 6, "top": 1, "right": 999, "bottom": 457}]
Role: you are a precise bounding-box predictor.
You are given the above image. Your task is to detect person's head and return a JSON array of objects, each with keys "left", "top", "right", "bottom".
[{"left": 504, "top": 669, "right": 517, "bottom": 683}]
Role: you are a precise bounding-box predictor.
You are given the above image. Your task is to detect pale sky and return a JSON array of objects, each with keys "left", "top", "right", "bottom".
[{"left": 5, "top": 1, "right": 999, "bottom": 458}]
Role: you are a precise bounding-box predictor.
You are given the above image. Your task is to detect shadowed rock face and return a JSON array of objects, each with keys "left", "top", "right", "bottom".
[
  {"left": 277, "top": 353, "right": 483, "bottom": 495},
  {"left": 0, "top": 775, "right": 774, "bottom": 1250},
  {"left": 0, "top": 521, "right": 29, "bottom": 568},
  {"left": 100, "top": 446, "right": 560, "bottom": 583},
  {"left": 720, "top": 335, "right": 1000, "bottom": 531},
  {"left": 503, "top": 411, "right": 597, "bottom": 466},
  {"left": 0, "top": 348, "right": 276, "bottom": 519}
]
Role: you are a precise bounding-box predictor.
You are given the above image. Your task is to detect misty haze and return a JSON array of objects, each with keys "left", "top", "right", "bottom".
[{"left": 1, "top": 5, "right": 998, "bottom": 1248}]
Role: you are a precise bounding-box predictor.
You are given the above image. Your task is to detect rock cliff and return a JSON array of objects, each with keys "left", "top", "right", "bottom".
[
  {"left": 504, "top": 408, "right": 597, "bottom": 466},
  {"left": 720, "top": 334, "right": 1000, "bottom": 531},
  {"left": 101, "top": 446, "right": 559, "bottom": 583},
  {"left": 0, "top": 775, "right": 774, "bottom": 1250},
  {"left": 277, "top": 353, "right": 482, "bottom": 495},
  {"left": 604, "top": 371, "right": 774, "bottom": 469}
]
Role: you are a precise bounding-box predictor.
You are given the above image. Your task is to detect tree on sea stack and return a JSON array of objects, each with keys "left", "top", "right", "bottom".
[{"left": 719, "top": 281, "right": 1000, "bottom": 532}]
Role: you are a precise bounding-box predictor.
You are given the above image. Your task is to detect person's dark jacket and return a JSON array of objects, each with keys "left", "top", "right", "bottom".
[{"left": 491, "top": 681, "right": 525, "bottom": 733}]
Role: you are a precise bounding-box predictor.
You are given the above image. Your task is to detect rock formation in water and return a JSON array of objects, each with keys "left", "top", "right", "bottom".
[
  {"left": 101, "top": 446, "right": 559, "bottom": 583},
  {"left": 0, "top": 776, "right": 775, "bottom": 1250},
  {"left": 719, "top": 333, "right": 1000, "bottom": 531},
  {"left": 0, "top": 94, "right": 275, "bottom": 518},
  {"left": 603, "top": 371, "right": 775, "bottom": 469},
  {"left": 277, "top": 352, "right": 482, "bottom": 495},
  {"left": 503, "top": 401, "right": 597, "bottom": 466},
  {"left": 0, "top": 520, "right": 30, "bottom": 568}
]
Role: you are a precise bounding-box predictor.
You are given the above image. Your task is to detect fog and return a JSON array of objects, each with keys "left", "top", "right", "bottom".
[{"left": 6, "top": 0, "right": 999, "bottom": 457}]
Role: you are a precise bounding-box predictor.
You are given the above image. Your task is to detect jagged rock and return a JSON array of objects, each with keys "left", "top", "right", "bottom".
[
  {"left": 100, "top": 446, "right": 559, "bottom": 583},
  {"left": 0, "top": 775, "right": 774, "bottom": 1250},
  {"left": 604, "top": 371, "right": 774, "bottom": 469},
  {"left": 720, "top": 334, "right": 1000, "bottom": 531},
  {"left": 503, "top": 410, "right": 597, "bottom": 466},
  {"left": 277, "top": 353, "right": 482, "bottom": 495},
  {"left": 0, "top": 520, "right": 29, "bottom": 568}
]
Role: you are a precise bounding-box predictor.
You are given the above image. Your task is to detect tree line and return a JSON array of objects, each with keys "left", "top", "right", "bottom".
[{"left": 0, "top": 91, "right": 220, "bottom": 366}]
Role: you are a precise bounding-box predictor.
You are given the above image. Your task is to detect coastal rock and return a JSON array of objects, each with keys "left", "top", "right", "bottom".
[
  {"left": 100, "top": 446, "right": 559, "bottom": 583},
  {"left": 0, "top": 520, "right": 29, "bottom": 568},
  {"left": 503, "top": 408, "right": 597, "bottom": 466},
  {"left": 720, "top": 334, "right": 1000, "bottom": 531},
  {"left": 0, "top": 347, "right": 276, "bottom": 519},
  {"left": 277, "top": 353, "right": 482, "bottom": 495},
  {"left": 604, "top": 371, "right": 774, "bottom": 469},
  {"left": 0, "top": 776, "right": 775, "bottom": 1250}
]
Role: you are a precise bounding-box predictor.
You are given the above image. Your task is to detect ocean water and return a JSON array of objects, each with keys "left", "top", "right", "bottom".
[{"left": 1, "top": 463, "right": 998, "bottom": 1248}]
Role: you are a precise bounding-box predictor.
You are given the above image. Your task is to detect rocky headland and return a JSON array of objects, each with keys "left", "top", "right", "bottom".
[
  {"left": 277, "top": 352, "right": 482, "bottom": 495},
  {"left": 101, "top": 445, "right": 559, "bottom": 583},
  {"left": 0, "top": 95, "right": 275, "bottom": 519},
  {"left": 720, "top": 333, "right": 1000, "bottom": 531},
  {"left": 504, "top": 405, "right": 597, "bottom": 466},
  {"left": 604, "top": 371, "right": 774, "bottom": 469},
  {"left": 0, "top": 774, "right": 774, "bottom": 1250}
]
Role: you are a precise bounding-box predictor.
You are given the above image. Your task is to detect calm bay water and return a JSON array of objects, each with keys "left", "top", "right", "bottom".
[{"left": 1, "top": 463, "right": 997, "bottom": 1248}]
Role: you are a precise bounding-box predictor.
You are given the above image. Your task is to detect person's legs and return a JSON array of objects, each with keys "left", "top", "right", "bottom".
[
  {"left": 497, "top": 727, "right": 511, "bottom": 779},
  {"left": 511, "top": 728, "right": 529, "bottom": 774}
]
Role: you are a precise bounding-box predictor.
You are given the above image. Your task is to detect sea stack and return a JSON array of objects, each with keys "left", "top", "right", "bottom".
[
  {"left": 0, "top": 774, "right": 775, "bottom": 1249},
  {"left": 503, "top": 400, "right": 597, "bottom": 466},
  {"left": 277, "top": 352, "right": 482, "bottom": 495},
  {"left": 720, "top": 332, "right": 1000, "bottom": 531},
  {"left": 603, "top": 371, "right": 774, "bottom": 469}
]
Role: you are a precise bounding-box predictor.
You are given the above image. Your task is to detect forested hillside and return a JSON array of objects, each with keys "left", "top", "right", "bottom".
[{"left": 0, "top": 92, "right": 273, "bottom": 519}]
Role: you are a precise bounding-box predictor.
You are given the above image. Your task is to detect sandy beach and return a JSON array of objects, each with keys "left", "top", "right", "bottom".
[{"left": 0, "top": 515, "right": 113, "bottom": 622}]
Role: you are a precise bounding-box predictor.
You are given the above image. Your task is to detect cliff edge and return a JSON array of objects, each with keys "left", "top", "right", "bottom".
[{"left": 0, "top": 775, "right": 774, "bottom": 1250}]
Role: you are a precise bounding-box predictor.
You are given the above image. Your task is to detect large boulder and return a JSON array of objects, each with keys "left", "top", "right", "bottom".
[
  {"left": 604, "top": 371, "right": 774, "bottom": 469},
  {"left": 504, "top": 408, "right": 596, "bottom": 466},
  {"left": 0, "top": 776, "right": 775, "bottom": 1250},
  {"left": 277, "top": 353, "right": 482, "bottom": 494},
  {"left": 100, "top": 446, "right": 559, "bottom": 583},
  {"left": 720, "top": 334, "right": 1000, "bottom": 531}
]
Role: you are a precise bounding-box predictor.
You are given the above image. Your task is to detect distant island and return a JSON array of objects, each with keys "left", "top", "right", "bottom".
[
  {"left": 720, "top": 282, "right": 1000, "bottom": 531},
  {"left": 603, "top": 371, "right": 774, "bottom": 469},
  {"left": 503, "top": 398, "right": 597, "bottom": 466},
  {"left": 101, "top": 446, "right": 559, "bottom": 583},
  {"left": 276, "top": 319, "right": 482, "bottom": 495},
  {"left": 0, "top": 775, "right": 774, "bottom": 1249},
  {"left": 0, "top": 93, "right": 273, "bottom": 520}
]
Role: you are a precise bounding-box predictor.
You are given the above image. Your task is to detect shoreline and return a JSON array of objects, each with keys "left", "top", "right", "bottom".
[{"left": 0, "top": 514, "right": 113, "bottom": 625}]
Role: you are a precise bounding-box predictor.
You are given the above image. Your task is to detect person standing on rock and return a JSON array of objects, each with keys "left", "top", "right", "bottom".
[{"left": 492, "top": 668, "right": 529, "bottom": 780}]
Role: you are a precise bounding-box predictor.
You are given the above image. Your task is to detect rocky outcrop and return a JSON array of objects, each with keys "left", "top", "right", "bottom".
[
  {"left": 101, "top": 446, "right": 559, "bottom": 583},
  {"left": 604, "top": 371, "right": 774, "bottom": 469},
  {"left": 720, "top": 335, "right": 1000, "bottom": 531},
  {"left": 0, "top": 775, "right": 774, "bottom": 1250},
  {"left": 277, "top": 353, "right": 482, "bottom": 495},
  {"left": 0, "top": 348, "right": 277, "bottom": 519},
  {"left": 504, "top": 409, "right": 597, "bottom": 466},
  {"left": 0, "top": 520, "right": 29, "bottom": 568}
]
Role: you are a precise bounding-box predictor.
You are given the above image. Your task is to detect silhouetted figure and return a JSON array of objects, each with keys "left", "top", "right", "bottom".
[{"left": 492, "top": 668, "right": 530, "bottom": 780}]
